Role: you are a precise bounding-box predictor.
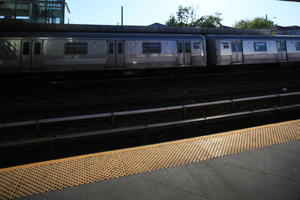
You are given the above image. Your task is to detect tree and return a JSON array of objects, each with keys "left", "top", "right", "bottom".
[
  {"left": 192, "top": 13, "right": 223, "bottom": 28},
  {"left": 166, "top": 5, "right": 197, "bottom": 27},
  {"left": 165, "top": 5, "right": 223, "bottom": 28},
  {"left": 234, "top": 17, "right": 275, "bottom": 29}
]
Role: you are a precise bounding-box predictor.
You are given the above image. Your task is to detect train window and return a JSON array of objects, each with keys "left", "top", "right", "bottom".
[
  {"left": 178, "top": 42, "right": 183, "bottom": 53},
  {"left": 118, "top": 43, "right": 123, "bottom": 54},
  {"left": 34, "top": 42, "right": 41, "bottom": 55},
  {"left": 0, "top": 40, "right": 18, "bottom": 58},
  {"left": 296, "top": 42, "right": 300, "bottom": 51},
  {"left": 185, "top": 42, "right": 191, "bottom": 53},
  {"left": 23, "top": 42, "right": 30, "bottom": 55},
  {"left": 109, "top": 42, "right": 114, "bottom": 54},
  {"left": 254, "top": 42, "right": 267, "bottom": 52},
  {"left": 193, "top": 42, "right": 201, "bottom": 49},
  {"left": 222, "top": 42, "right": 229, "bottom": 49},
  {"left": 65, "top": 43, "right": 88, "bottom": 55},
  {"left": 142, "top": 42, "right": 161, "bottom": 54}
]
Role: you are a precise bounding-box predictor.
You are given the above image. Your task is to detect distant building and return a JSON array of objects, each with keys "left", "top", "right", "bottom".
[
  {"left": 279, "top": 0, "right": 300, "bottom": 2},
  {"left": 279, "top": 0, "right": 300, "bottom": 35},
  {"left": 148, "top": 23, "right": 165, "bottom": 27},
  {"left": 221, "top": 25, "right": 232, "bottom": 29},
  {"left": 0, "top": 0, "right": 69, "bottom": 24},
  {"left": 275, "top": 26, "right": 300, "bottom": 35}
]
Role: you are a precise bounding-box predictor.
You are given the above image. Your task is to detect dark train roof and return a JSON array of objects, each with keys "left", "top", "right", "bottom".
[
  {"left": 0, "top": 31, "right": 206, "bottom": 40},
  {"left": 206, "top": 34, "right": 300, "bottom": 40},
  {"left": 0, "top": 22, "right": 270, "bottom": 35}
]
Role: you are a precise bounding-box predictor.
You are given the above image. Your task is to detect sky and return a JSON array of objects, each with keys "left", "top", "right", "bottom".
[{"left": 66, "top": 0, "right": 299, "bottom": 27}]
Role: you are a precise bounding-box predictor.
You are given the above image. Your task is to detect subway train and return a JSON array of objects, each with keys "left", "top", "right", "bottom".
[
  {"left": 0, "top": 31, "right": 300, "bottom": 74},
  {"left": 206, "top": 35, "right": 300, "bottom": 66}
]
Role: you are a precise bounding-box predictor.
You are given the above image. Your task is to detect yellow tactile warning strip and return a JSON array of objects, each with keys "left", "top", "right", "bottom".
[{"left": 1, "top": 120, "right": 300, "bottom": 200}]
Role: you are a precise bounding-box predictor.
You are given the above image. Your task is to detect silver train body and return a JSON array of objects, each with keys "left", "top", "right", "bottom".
[
  {"left": 0, "top": 32, "right": 206, "bottom": 73},
  {"left": 206, "top": 34, "right": 300, "bottom": 66},
  {"left": 1, "top": 32, "right": 300, "bottom": 74}
]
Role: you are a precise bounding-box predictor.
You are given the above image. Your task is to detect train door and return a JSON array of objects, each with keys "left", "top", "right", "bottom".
[
  {"left": 21, "top": 40, "right": 43, "bottom": 70},
  {"left": 277, "top": 40, "right": 287, "bottom": 62},
  {"left": 231, "top": 40, "right": 243, "bottom": 63},
  {"left": 177, "top": 41, "right": 184, "bottom": 65},
  {"left": 177, "top": 40, "right": 191, "bottom": 66},
  {"left": 116, "top": 40, "right": 125, "bottom": 67},
  {"left": 107, "top": 40, "right": 125, "bottom": 68},
  {"left": 184, "top": 40, "right": 191, "bottom": 65}
]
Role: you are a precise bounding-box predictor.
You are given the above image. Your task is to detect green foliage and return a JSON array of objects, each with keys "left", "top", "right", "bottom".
[
  {"left": 166, "top": 5, "right": 196, "bottom": 27},
  {"left": 166, "top": 15, "right": 178, "bottom": 27},
  {"left": 165, "top": 5, "right": 223, "bottom": 28},
  {"left": 192, "top": 13, "right": 223, "bottom": 28},
  {"left": 234, "top": 17, "right": 275, "bottom": 29}
]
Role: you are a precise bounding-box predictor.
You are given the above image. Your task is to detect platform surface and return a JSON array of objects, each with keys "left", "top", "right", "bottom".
[
  {"left": 19, "top": 140, "right": 300, "bottom": 200},
  {"left": 1, "top": 120, "right": 300, "bottom": 200}
]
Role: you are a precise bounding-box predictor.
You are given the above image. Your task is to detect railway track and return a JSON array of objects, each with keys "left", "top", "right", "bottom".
[
  {"left": 1, "top": 67, "right": 300, "bottom": 123},
  {"left": 0, "top": 65, "right": 297, "bottom": 88},
  {"left": 1, "top": 90, "right": 300, "bottom": 168},
  {"left": 1, "top": 91, "right": 300, "bottom": 149},
  {"left": 1, "top": 67, "right": 300, "bottom": 167}
]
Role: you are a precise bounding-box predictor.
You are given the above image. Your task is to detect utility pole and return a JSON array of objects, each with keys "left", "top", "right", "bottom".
[{"left": 121, "top": 6, "right": 124, "bottom": 26}]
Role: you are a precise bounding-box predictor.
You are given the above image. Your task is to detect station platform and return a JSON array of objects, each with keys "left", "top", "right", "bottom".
[{"left": 1, "top": 120, "right": 300, "bottom": 200}]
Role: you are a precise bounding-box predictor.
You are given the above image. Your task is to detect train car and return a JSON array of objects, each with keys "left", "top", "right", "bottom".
[
  {"left": 0, "top": 32, "right": 207, "bottom": 74},
  {"left": 206, "top": 34, "right": 300, "bottom": 66}
]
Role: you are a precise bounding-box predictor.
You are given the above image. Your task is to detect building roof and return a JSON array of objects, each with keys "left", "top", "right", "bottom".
[
  {"left": 280, "top": 0, "right": 300, "bottom": 2},
  {"left": 276, "top": 25, "right": 300, "bottom": 30},
  {"left": 148, "top": 23, "right": 165, "bottom": 27}
]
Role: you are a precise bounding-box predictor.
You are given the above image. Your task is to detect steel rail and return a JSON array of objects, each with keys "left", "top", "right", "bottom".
[
  {"left": 1, "top": 104, "right": 299, "bottom": 148},
  {"left": 1, "top": 91, "right": 300, "bottom": 129}
]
